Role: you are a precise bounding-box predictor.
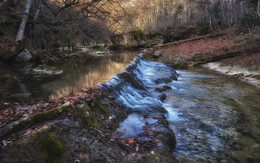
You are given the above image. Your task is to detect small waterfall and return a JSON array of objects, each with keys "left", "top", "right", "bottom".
[
  {"left": 102, "top": 54, "right": 260, "bottom": 162},
  {"left": 103, "top": 55, "right": 178, "bottom": 114}
]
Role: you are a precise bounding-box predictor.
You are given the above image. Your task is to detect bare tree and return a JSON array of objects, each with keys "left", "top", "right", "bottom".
[
  {"left": 257, "top": 0, "right": 260, "bottom": 18},
  {"left": 16, "top": 0, "right": 32, "bottom": 42}
]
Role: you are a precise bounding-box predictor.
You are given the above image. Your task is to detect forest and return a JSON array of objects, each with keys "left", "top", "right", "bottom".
[
  {"left": 0, "top": 0, "right": 260, "bottom": 163},
  {"left": 0, "top": 0, "right": 259, "bottom": 52}
]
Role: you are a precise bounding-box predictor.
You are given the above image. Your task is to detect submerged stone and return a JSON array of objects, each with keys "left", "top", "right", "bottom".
[
  {"left": 158, "top": 93, "right": 167, "bottom": 102},
  {"left": 154, "top": 86, "right": 172, "bottom": 93},
  {"left": 32, "top": 64, "right": 63, "bottom": 75}
]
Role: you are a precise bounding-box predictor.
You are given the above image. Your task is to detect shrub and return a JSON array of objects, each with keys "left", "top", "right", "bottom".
[
  {"left": 240, "top": 14, "right": 260, "bottom": 32},
  {"left": 130, "top": 29, "right": 146, "bottom": 40},
  {"left": 198, "top": 25, "right": 211, "bottom": 35}
]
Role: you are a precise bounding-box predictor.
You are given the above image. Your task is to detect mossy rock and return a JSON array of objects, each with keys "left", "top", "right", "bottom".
[
  {"left": 72, "top": 104, "right": 102, "bottom": 130},
  {"left": 252, "top": 74, "right": 260, "bottom": 80},
  {"left": 34, "top": 130, "right": 63, "bottom": 163},
  {"left": 72, "top": 104, "right": 92, "bottom": 127}
]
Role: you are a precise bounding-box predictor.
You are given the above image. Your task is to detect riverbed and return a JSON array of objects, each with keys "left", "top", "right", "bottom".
[{"left": 1, "top": 51, "right": 260, "bottom": 162}]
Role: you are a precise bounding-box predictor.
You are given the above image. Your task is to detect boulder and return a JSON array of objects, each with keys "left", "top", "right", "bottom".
[
  {"left": 111, "top": 32, "right": 146, "bottom": 49},
  {"left": 32, "top": 65, "right": 63, "bottom": 75},
  {"left": 153, "top": 50, "right": 161, "bottom": 58},
  {"left": 16, "top": 48, "right": 32, "bottom": 62},
  {"left": 158, "top": 93, "right": 167, "bottom": 102},
  {"left": 155, "top": 78, "right": 172, "bottom": 84},
  {"left": 154, "top": 86, "right": 172, "bottom": 93}
]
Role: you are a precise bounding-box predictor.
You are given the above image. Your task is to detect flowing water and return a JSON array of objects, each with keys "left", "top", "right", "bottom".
[
  {"left": 104, "top": 55, "right": 260, "bottom": 163},
  {"left": 1, "top": 51, "right": 260, "bottom": 162}
]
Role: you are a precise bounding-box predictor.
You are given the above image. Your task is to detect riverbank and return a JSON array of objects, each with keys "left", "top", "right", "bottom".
[
  {"left": 142, "top": 27, "right": 260, "bottom": 88},
  {"left": 0, "top": 26, "right": 259, "bottom": 162},
  {"left": 202, "top": 52, "right": 260, "bottom": 88},
  {"left": 0, "top": 86, "right": 177, "bottom": 162},
  {"left": 0, "top": 51, "right": 179, "bottom": 163}
]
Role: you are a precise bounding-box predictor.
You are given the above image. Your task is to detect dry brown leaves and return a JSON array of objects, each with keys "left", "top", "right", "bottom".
[
  {"left": 0, "top": 87, "right": 102, "bottom": 128},
  {"left": 117, "top": 137, "right": 157, "bottom": 152}
]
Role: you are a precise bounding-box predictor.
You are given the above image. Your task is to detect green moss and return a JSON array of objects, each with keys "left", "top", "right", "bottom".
[
  {"left": 31, "top": 102, "right": 70, "bottom": 123},
  {"left": 34, "top": 131, "right": 63, "bottom": 163},
  {"left": 252, "top": 75, "right": 260, "bottom": 80},
  {"left": 97, "top": 100, "right": 108, "bottom": 117},
  {"left": 92, "top": 121, "right": 100, "bottom": 129},
  {"left": 130, "top": 29, "right": 146, "bottom": 40},
  {"left": 72, "top": 104, "right": 92, "bottom": 127},
  {"left": 0, "top": 103, "right": 70, "bottom": 138}
]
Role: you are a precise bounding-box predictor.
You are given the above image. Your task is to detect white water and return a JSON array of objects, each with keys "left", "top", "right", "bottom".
[{"left": 104, "top": 55, "right": 260, "bottom": 163}]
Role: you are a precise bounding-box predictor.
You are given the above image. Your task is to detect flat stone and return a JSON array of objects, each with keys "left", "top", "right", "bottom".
[
  {"left": 153, "top": 50, "right": 161, "bottom": 58},
  {"left": 16, "top": 49, "right": 32, "bottom": 62},
  {"left": 32, "top": 65, "right": 63, "bottom": 75}
]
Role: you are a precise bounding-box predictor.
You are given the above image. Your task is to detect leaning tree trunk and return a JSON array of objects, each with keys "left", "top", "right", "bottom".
[{"left": 15, "top": 0, "right": 32, "bottom": 42}]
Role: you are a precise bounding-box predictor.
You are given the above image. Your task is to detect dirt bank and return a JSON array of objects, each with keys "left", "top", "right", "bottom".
[{"left": 143, "top": 27, "right": 260, "bottom": 88}]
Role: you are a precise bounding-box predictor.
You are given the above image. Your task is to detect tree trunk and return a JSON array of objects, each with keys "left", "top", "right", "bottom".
[
  {"left": 15, "top": 0, "right": 32, "bottom": 42},
  {"left": 257, "top": 0, "right": 260, "bottom": 18},
  {"left": 34, "top": 0, "right": 43, "bottom": 23}
]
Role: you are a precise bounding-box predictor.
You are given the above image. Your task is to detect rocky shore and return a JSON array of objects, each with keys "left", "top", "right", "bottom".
[{"left": 0, "top": 86, "right": 177, "bottom": 162}]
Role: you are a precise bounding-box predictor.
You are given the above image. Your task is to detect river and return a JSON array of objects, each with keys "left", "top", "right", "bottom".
[
  {"left": 104, "top": 55, "right": 260, "bottom": 163},
  {"left": 1, "top": 51, "right": 260, "bottom": 162},
  {"left": 0, "top": 50, "right": 138, "bottom": 103}
]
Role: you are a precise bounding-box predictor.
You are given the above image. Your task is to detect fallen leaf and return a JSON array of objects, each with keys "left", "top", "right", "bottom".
[{"left": 136, "top": 145, "right": 139, "bottom": 152}]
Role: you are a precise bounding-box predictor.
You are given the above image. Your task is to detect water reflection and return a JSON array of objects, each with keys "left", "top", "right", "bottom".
[
  {"left": 47, "top": 51, "right": 139, "bottom": 100},
  {"left": 0, "top": 51, "right": 139, "bottom": 102}
]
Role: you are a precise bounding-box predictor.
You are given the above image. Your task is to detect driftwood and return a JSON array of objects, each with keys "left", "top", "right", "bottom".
[{"left": 0, "top": 102, "right": 70, "bottom": 138}]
